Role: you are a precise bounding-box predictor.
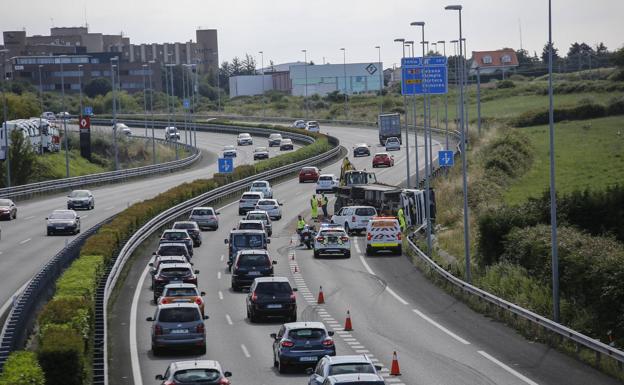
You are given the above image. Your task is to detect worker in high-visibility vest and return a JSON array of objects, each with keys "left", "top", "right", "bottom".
[
  {"left": 397, "top": 207, "right": 407, "bottom": 232},
  {"left": 310, "top": 194, "right": 318, "bottom": 222},
  {"left": 296, "top": 215, "right": 306, "bottom": 245},
  {"left": 321, "top": 194, "right": 329, "bottom": 218}
]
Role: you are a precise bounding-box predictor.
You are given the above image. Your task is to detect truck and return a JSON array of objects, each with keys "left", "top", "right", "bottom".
[{"left": 378, "top": 113, "right": 402, "bottom": 145}]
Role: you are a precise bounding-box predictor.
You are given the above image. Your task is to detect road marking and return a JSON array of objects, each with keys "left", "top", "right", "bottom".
[
  {"left": 358, "top": 254, "right": 409, "bottom": 305},
  {"left": 19, "top": 238, "right": 32, "bottom": 245},
  {"left": 354, "top": 242, "right": 361, "bottom": 253},
  {"left": 412, "top": 308, "right": 470, "bottom": 345},
  {"left": 478, "top": 351, "right": 539, "bottom": 385},
  {"left": 225, "top": 314, "right": 233, "bottom": 325},
  {"left": 130, "top": 264, "right": 150, "bottom": 385},
  {"left": 218, "top": 291, "right": 224, "bottom": 300},
  {"left": 241, "top": 344, "right": 251, "bottom": 358},
  {"left": 82, "top": 214, "right": 89, "bottom": 219},
  {"left": 220, "top": 255, "right": 224, "bottom": 262},
  {"left": 0, "top": 280, "right": 31, "bottom": 319},
  {"left": 24, "top": 215, "right": 35, "bottom": 220},
  {"left": 105, "top": 206, "right": 114, "bottom": 211},
  {"left": 217, "top": 271, "right": 222, "bottom": 280}
]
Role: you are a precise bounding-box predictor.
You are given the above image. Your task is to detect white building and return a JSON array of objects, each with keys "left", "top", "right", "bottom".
[
  {"left": 290, "top": 62, "right": 382, "bottom": 96},
  {"left": 229, "top": 74, "right": 273, "bottom": 98}
]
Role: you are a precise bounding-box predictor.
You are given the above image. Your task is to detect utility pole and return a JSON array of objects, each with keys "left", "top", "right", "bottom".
[
  {"left": 148, "top": 61, "right": 156, "bottom": 164},
  {"left": 60, "top": 56, "right": 70, "bottom": 178},
  {"left": 111, "top": 57, "right": 119, "bottom": 171},
  {"left": 1, "top": 49, "right": 10, "bottom": 187},
  {"left": 302, "top": 49, "right": 308, "bottom": 120},
  {"left": 438, "top": 40, "right": 450, "bottom": 150},
  {"left": 38, "top": 65, "right": 44, "bottom": 154},
  {"left": 375, "top": 45, "right": 383, "bottom": 115},
  {"left": 394, "top": 38, "right": 411, "bottom": 188},
  {"left": 340, "top": 48, "right": 348, "bottom": 119}
]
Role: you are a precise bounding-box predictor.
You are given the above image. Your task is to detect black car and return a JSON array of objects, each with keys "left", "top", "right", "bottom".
[
  {"left": 160, "top": 230, "right": 194, "bottom": 257},
  {"left": 156, "top": 243, "right": 191, "bottom": 261},
  {"left": 149, "top": 255, "right": 190, "bottom": 289},
  {"left": 0, "top": 199, "right": 17, "bottom": 220},
  {"left": 246, "top": 277, "right": 297, "bottom": 323},
  {"left": 46, "top": 209, "right": 81, "bottom": 235},
  {"left": 353, "top": 143, "right": 370, "bottom": 157},
  {"left": 152, "top": 263, "right": 199, "bottom": 302},
  {"left": 231, "top": 250, "right": 276, "bottom": 291},
  {"left": 271, "top": 322, "right": 336, "bottom": 373},
  {"left": 172, "top": 221, "right": 202, "bottom": 247},
  {"left": 67, "top": 189, "right": 95, "bottom": 210}
]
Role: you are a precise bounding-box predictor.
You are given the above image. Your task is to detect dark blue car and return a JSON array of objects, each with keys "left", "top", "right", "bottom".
[{"left": 271, "top": 322, "right": 336, "bottom": 373}]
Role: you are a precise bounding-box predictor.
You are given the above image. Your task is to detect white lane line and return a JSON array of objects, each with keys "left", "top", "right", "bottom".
[
  {"left": 225, "top": 314, "right": 233, "bottom": 325},
  {"left": 82, "top": 214, "right": 89, "bottom": 219},
  {"left": 412, "top": 308, "right": 470, "bottom": 345},
  {"left": 24, "top": 215, "right": 35, "bottom": 220},
  {"left": 478, "top": 351, "right": 539, "bottom": 385},
  {"left": 218, "top": 291, "right": 224, "bottom": 300},
  {"left": 130, "top": 263, "right": 150, "bottom": 385},
  {"left": 19, "top": 238, "right": 32, "bottom": 245},
  {"left": 358, "top": 254, "right": 409, "bottom": 305},
  {"left": 220, "top": 255, "right": 224, "bottom": 262},
  {"left": 105, "top": 206, "right": 114, "bottom": 211},
  {"left": 241, "top": 344, "right": 251, "bottom": 358},
  {"left": 217, "top": 272, "right": 222, "bottom": 280},
  {"left": 0, "top": 280, "right": 31, "bottom": 318},
  {"left": 354, "top": 242, "right": 361, "bottom": 253}
]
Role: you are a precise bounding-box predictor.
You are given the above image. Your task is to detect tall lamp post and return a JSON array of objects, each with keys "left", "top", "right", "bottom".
[
  {"left": 78, "top": 64, "right": 84, "bottom": 117},
  {"left": 60, "top": 55, "right": 70, "bottom": 178},
  {"left": 1, "top": 49, "right": 11, "bottom": 187},
  {"left": 450, "top": 39, "right": 460, "bottom": 130},
  {"left": 445, "top": 4, "right": 471, "bottom": 283},
  {"left": 110, "top": 57, "right": 119, "bottom": 171},
  {"left": 437, "top": 40, "right": 449, "bottom": 150},
  {"left": 142, "top": 64, "right": 148, "bottom": 138},
  {"left": 148, "top": 61, "right": 156, "bottom": 164},
  {"left": 38, "top": 65, "right": 44, "bottom": 154},
  {"left": 375, "top": 45, "right": 383, "bottom": 114},
  {"left": 302, "top": 49, "right": 308, "bottom": 120},
  {"left": 394, "top": 38, "right": 411, "bottom": 188},
  {"left": 411, "top": 21, "right": 432, "bottom": 256},
  {"left": 259, "top": 51, "right": 265, "bottom": 116},
  {"left": 340, "top": 48, "right": 348, "bottom": 119}
]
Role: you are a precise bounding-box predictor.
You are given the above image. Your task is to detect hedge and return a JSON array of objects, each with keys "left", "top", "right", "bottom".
[
  {"left": 0, "top": 351, "right": 45, "bottom": 385},
  {"left": 512, "top": 97, "right": 624, "bottom": 127},
  {"left": 15, "top": 122, "right": 334, "bottom": 385}
]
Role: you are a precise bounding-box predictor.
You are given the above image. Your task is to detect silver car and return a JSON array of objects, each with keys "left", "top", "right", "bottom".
[
  {"left": 155, "top": 360, "right": 232, "bottom": 384},
  {"left": 46, "top": 209, "right": 81, "bottom": 235},
  {"left": 146, "top": 303, "right": 208, "bottom": 355},
  {"left": 189, "top": 206, "right": 220, "bottom": 230},
  {"left": 255, "top": 199, "right": 282, "bottom": 220},
  {"left": 384, "top": 136, "right": 401, "bottom": 151},
  {"left": 245, "top": 210, "right": 273, "bottom": 237},
  {"left": 67, "top": 189, "right": 94, "bottom": 210},
  {"left": 249, "top": 180, "right": 273, "bottom": 198},
  {"left": 239, "top": 192, "right": 264, "bottom": 215}
]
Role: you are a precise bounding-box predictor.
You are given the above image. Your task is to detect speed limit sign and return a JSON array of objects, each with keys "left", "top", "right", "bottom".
[{"left": 79, "top": 116, "right": 90, "bottom": 131}]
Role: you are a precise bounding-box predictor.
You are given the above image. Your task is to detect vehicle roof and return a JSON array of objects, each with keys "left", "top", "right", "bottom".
[
  {"left": 162, "top": 229, "right": 190, "bottom": 233},
  {"left": 242, "top": 192, "right": 263, "bottom": 196},
  {"left": 281, "top": 138, "right": 292, "bottom": 142},
  {"left": 158, "top": 242, "right": 189, "bottom": 248},
  {"left": 238, "top": 133, "right": 251, "bottom": 136},
  {"left": 269, "top": 133, "right": 282, "bottom": 137},
  {"left": 50, "top": 209, "right": 76, "bottom": 214},
  {"left": 239, "top": 219, "right": 264, "bottom": 224},
  {"left": 158, "top": 263, "right": 193, "bottom": 270},
  {"left": 247, "top": 210, "right": 269, "bottom": 215},
  {"left": 170, "top": 360, "right": 222, "bottom": 371},
  {"left": 155, "top": 255, "right": 188, "bottom": 261},
  {"left": 229, "top": 229, "right": 266, "bottom": 235},
  {"left": 163, "top": 283, "right": 198, "bottom": 290},
  {"left": 237, "top": 249, "right": 269, "bottom": 255},
  {"left": 325, "top": 355, "right": 374, "bottom": 365},
  {"left": 319, "top": 174, "right": 336, "bottom": 177},
  {"left": 301, "top": 166, "right": 319, "bottom": 170},
  {"left": 191, "top": 206, "right": 214, "bottom": 211},
  {"left": 284, "top": 321, "right": 327, "bottom": 330},
  {"left": 173, "top": 221, "right": 199, "bottom": 226},
  {"left": 254, "top": 276, "right": 290, "bottom": 283},
  {"left": 254, "top": 147, "right": 268, "bottom": 151},
  {"left": 327, "top": 373, "right": 384, "bottom": 382},
  {"left": 257, "top": 199, "right": 278, "bottom": 203},
  {"left": 374, "top": 152, "right": 390, "bottom": 156},
  {"left": 355, "top": 143, "right": 368, "bottom": 147},
  {"left": 157, "top": 302, "right": 200, "bottom": 310},
  {"left": 340, "top": 205, "right": 376, "bottom": 209}
]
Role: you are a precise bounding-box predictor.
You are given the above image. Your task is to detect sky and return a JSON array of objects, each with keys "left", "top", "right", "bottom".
[{"left": 3, "top": 0, "right": 624, "bottom": 68}]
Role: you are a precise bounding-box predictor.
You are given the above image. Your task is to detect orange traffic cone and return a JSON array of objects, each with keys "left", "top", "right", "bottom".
[
  {"left": 344, "top": 310, "right": 353, "bottom": 331},
  {"left": 317, "top": 286, "right": 325, "bottom": 304},
  {"left": 390, "top": 351, "right": 401, "bottom": 376}
]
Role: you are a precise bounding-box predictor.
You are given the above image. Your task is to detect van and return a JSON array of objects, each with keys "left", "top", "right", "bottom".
[
  {"left": 224, "top": 229, "right": 270, "bottom": 270},
  {"left": 365, "top": 217, "right": 402, "bottom": 255}
]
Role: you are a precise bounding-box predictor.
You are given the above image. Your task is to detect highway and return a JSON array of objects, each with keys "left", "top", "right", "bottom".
[
  {"left": 109, "top": 124, "right": 620, "bottom": 385},
  {"left": 0, "top": 127, "right": 299, "bottom": 318}
]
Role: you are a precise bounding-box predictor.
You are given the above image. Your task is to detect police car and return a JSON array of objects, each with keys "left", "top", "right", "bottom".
[
  {"left": 313, "top": 226, "right": 351, "bottom": 258},
  {"left": 365, "top": 217, "right": 402, "bottom": 255}
]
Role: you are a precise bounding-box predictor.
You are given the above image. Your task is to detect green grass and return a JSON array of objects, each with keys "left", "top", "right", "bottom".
[
  {"left": 505, "top": 115, "right": 624, "bottom": 204},
  {"left": 36, "top": 150, "right": 107, "bottom": 180}
]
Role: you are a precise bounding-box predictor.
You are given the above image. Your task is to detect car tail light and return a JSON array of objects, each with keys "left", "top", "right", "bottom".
[
  {"left": 352, "top": 216, "right": 356, "bottom": 222},
  {"left": 281, "top": 340, "right": 295, "bottom": 348},
  {"left": 290, "top": 292, "right": 296, "bottom": 301},
  {"left": 164, "top": 381, "right": 175, "bottom": 385},
  {"left": 154, "top": 325, "right": 163, "bottom": 336},
  {"left": 160, "top": 298, "right": 169, "bottom": 304},
  {"left": 251, "top": 292, "right": 258, "bottom": 302},
  {"left": 155, "top": 276, "right": 167, "bottom": 282},
  {"left": 340, "top": 236, "right": 349, "bottom": 242},
  {"left": 196, "top": 323, "right": 205, "bottom": 333},
  {"left": 316, "top": 236, "right": 324, "bottom": 242},
  {"left": 322, "top": 338, "right": 334, "bottom": 347},
  {"left": 397, "top": 232, "right": 402, "bottom": 240},
  {"left": 367, "top": 233, "right": 372, "bottom": 241},
  {"left": 218, "top": 378, "right": 231, "bottom": 385},
  {"left": 195, "top": 297, "right": 203, "bottom": 306}
]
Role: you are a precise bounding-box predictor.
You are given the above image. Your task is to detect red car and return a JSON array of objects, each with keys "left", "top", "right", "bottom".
[
  {"left": 299, "top": 166, "right": 320, "bottom": 183},
  {"left": 372, "top": 153, "right": 394, "bottom": 168}
]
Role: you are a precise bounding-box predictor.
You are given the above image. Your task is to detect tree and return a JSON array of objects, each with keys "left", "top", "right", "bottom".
[
  {"left": 241, "top": 53, "right": 256, "bottom": 74},
  {"left": 614, "top": 48, "right": 624, "bottom": 68},
  {"left": 541, "top": 42, "right": 560, "bottom": 65},
  {"left": 83, "top": 78, "right": 112, "bottom": 98},
  {"left": 516, "top": 49, "right": 538, "bottom": 66},
  {"left": 8, "top": 129, "right": 37, "bottom": 186},
  {"left": 595, "top": 42, "right": 608, "bottom": 56}
]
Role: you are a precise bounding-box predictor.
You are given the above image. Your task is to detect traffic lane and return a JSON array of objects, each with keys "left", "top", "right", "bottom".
[
  {"left": 0, "top": 131, "right": 265, "bottom": 310},
  {"left": 360, "top": 240, "right": 621, "bottom": 385}
]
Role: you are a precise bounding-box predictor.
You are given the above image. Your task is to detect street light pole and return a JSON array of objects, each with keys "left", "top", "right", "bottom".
[
  {"left": 438, "top": 40, "right": 449, "bottom": 150},
  {"left": 394, "top": 38, "right": 411, "bottom": 188},
  {"left": 60, "top": 56, "right": 70, "bottom": 178},
  {"left": 547, "top": 0, "right": 560, "bottom": 323},
  {"left": 111, "top": 57, "right": 119, "bottom": 171},
  {"left": 1, "top": 49, "right": 11, "bottom": 187},
  {"left": 259, "top": 51, "right": 265, "bottom": 116},
  {"left": 78, "top": 64, "right": 83, "bottom": 118},
  {"left": 181, "top": 64, "right": 188, "bottom": 146},
  {"left": 302, "top": 49, "right": 308, "bottom": 120},
  {"left": 340, "top": 48, "right": 348, "bottom": 119},
  {"left": 451, "top": 40, "right": 459, "bottom": 131},
  {"left": 38, "top": 65, "right": 44, "bottom": 154},
  {"left": 142, "top": 64, "right": 148, "bottom": 138},
  {"left": 446, "top": 4, "right": 471, "bottom": 283},
  {"left": 148, "top": 61, "right": 156, "bottom": 164},
  {"left": 375, "top": 46, "right": 383, "bottom": 114},
  {"left": 169, "top": 63, "right": 178, "bottom": 160}
]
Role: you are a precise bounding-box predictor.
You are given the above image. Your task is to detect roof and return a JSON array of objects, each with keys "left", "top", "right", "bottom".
[
  {"left": 471, "top": 49, "right": 519, "bottom": 69},
  {"left": 238, "top": 219, "right": 264, "bottom": 224},
  {"left": 157, "top": 302, "right": 200, "bottom": 310},
  {"left": 170, "top": 360, "right": 221, "bottom": 371},
  {"left": 158, "top": 262, "right": 192, "bottom": 270},
  {"left": 163, "top": 283, "right": 198, "bottom": 289},
  {"left": 327, "top": 373, "right": 384, "bottom": 382},
  {"left": 283, "top": 321, "right": 327, "bottom": 329},
  {"left": 247, "top": 210, "right": 270, "bottom": 215},
  {"left": 254, "top": 276, "right": 290, "bottom": 283},
  {"left": 229, "top": 229, "right": 266, "bottom": 235},
  {"left": 325, "top": 355, "right": 373, "bottom": 365},
  {"left": 237, "top": 249, "right": 269, "bottom": 255},
  {"left": 154, "top": 255, "right": 188, "bottom": 261},
  {"left": 158, "top": 242, "right": 189, "bottom": 248}
]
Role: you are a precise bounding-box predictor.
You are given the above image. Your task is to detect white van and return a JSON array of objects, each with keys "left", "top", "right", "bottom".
[{"left": 331, "top": 206, "right": 377, "bottom": 234}]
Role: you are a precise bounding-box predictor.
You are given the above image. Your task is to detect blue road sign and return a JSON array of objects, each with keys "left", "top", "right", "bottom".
[
  {"left": 401, "top": 56, "right": 448, "bottom": 95},
  {"left": 438, "top": 150, "right": 454, "bottom": 167},
  {"left": 84, "top": 106, "right": 93, "bottom": 116},
  {"left": 183, "top": 99, "right": 190, "bottom": 109},
  {"left": 218, "top": 158, "right": 234, "bottom": 173}
]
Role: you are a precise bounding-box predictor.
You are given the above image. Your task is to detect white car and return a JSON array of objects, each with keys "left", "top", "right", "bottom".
[
  {"left": 222, "top": 145, "right": 237, "bottom": 158},
  {"left": 115, "top": 123, "right": 131, "bottom": 136},
  {"left": 306, "top": 121, "right": 320, "bottom": 132},
  {"left": 253, "top": 147, "right": 269, "bottom": 160},
  {"left": 245, "top": 210, "right": 273, "bottom": 236},
  {"left": 268, "top": 133, "right": 283, "bottom": 147},
  {"left": 366, "top": 216, "right": 402, "bottom": 255},
  {"left": 316, "top": 174, "right": 339, "bottom": 194},
  {"left": 165, "top": 126, "right": 180, "bottom": 141},
  {"left": 254, "top": 199, "right": 282, "bottom": 220},
  {"left": 385, "top": 136, "right": 401, "bottom": 151},
  {"left": 313, "top": 226, "right": 351, "bottom": 258},
  {"left": 237, "top": 133, "right": 253, "bottom": 145},
  {"left": 249, "top": 180, "right": 273, "bottom": 198},
  {"left": 239, "top": 192, "right": 264, "bottom": 215},
  {"left": 331, "top": 206, "right": 377, "bottom": 234},
  {"left": 41, "top": 111, "right": 56, "bottom": 120},
  {"left": 292, "top": 120, "right": 306, "bottom": 129}
]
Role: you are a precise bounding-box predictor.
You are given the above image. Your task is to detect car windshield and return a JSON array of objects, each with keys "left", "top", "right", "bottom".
[
  {"left": 255, "top": 147, "right": 267, "bottom": 152},
  {"left": 320, "top": 230, "right": 346, "bottom": 237},
  {"left": 173, "top": 369, "right": 220, "bottom": 382},
  {"left": 282, "top": 139, "right": 292, "bottom": 144},
  {"left": 302, "top": 168, "right": 317, "bottom": 173},
  {"left": 232, "top": 234, "right": 264, "bottom": 248},
  {"left": 158, "top": 307, "right": 199, "bottom": 322},
  {"left": 239, "top": 222, "right": 262, "bottom": 230},
  {"left": 252, "top": 182, "right": 267, "bottom": 188},
  {"left": 155, "top": 258, "right": 185, "bottom": 267},
  {"left": 257, "top": 200, "right": 275, "bottom": 206},
  {"left": 345, "top": 172, "right": 369, "bottom": 185},
  {"left": 160, "top": 268, "right": 191, "bottom": 277},
  {"left": 329, "top": 363, "right": 376, "bottom": 375},
  {"left": 49, "top": 212, "right": 75, "bottom": 220},
  {"left": 241, "top": 194, "right": 261, "bottom": 200},
  {"left": 355, "top": 208, "right": 376, "bottom": 216},
  {"left": 163, "top": 232, "right": 188, "bottom": 240},
  {"left": 239, "top": 134, "right": 250, "bottom": 138},
  {"left": 0, "top": 199, "right": 12, "bottom": 206},
  {"left": 238, "top": 253, "right": 270, "bottom": 267},
  {"left": 247, "top": 213, "right": 268, "bottom": 221},
  {"left": 165, "top": 288, "right": 198, "bottom": 297},
  {"left": 70, "top": 191, "right": 89, "bottom": 198},
  {"left": 191, "top": 209, "right": 214, "bottom": 216},
  {"left": 174, "top": 223, "right": 196, "bottom": 230},
  {"left": 255, "top": 282, "right": 292, "bottom": 294},
  {"left": 159, "top": 246, "right": 188, "bottom": 256},
  {"left": 288, "top": 328, "right": 325, "bottom": 340},
  {"left": 387, "top": 138, "right": 399, "bottom": 143},
  {"left": 319, "top": 176, "right": 333, "bottom": 181}
]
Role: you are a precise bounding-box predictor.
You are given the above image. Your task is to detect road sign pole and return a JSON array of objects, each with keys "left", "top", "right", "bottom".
[
  {"left": 477, "top": 66, "right": 481, "bottom": 136},
  {"left": 399, "top": 47, "right": 411, "bottom": 188}
]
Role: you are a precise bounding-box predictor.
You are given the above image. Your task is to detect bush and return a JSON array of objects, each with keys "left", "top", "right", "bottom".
[
  {"left": 56, "top": 255, "right": 105, "bottom": 300},
  {"left": 38, "top": 324, "right": 85, "bottom": 385},
  {"left": 0, "top": 351, "right": 45, "bottom": 385},
  {"left": 496, "top": 80, "right": 516, "bottom": 89},
  {"left": 512, "top": 98, "right": 624, "bottom": 127},
  {"left": 84, "top": 78, "right": 112, "bottom": 98}
]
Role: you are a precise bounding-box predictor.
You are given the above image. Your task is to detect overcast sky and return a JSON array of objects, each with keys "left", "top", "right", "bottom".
[{"left": 3, "top": 0, "right": 624, "bottom": 68}]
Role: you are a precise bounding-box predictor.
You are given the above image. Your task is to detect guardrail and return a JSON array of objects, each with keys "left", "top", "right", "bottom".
[
  {"left": 98, "top": 134, "right": 340, "bottom": 384},
  {"left": 0, "top": 138, "right": 199, "bottom": 200}
]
